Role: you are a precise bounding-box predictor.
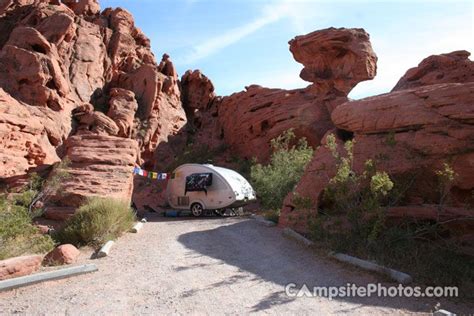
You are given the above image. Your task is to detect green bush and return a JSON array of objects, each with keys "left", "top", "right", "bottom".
[
  {"left": 0, "top": 196, "right": 54, "bottom": 260},
  {"left": 312, "top": 135, "right": 473, "bottom": 292},
  {"left": 251, "top": 129, "right": 313, "bottom": 210},
  {"left": 321, "top": 134, "right": 393, "bottom": 238},
  {"left": 54, "top": 197, "right": 136, "bottom": 248}
]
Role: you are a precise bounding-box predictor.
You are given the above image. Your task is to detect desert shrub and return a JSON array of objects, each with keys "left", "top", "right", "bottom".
[
  {"left": 312, "top": 136, "right": 473, "bottom": 291},
  {"left": 312, "top": 216, "right": 474, "bottom": 291},
  {"left": 0, "top": 195, "right": 54, "bottom": 260},
  {"left": 54, "top": 197, "right": 136, "bottom": 248},
  {"left": 251, "top": 129, "right": 313, "bottom": 210},
  {"left": 321, "top": 134, "right": 393, "bottom": 240}
]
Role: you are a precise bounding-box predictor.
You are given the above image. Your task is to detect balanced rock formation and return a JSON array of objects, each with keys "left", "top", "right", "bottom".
[
  {"left": 289, "top": 27, "right": 377, "bottom": 95},
  {"left": 0, "top": 0, "right": 185, "bottom": 208},
  {"left": 215, "top": 27, "right": 377, "bottom": 161},
  {"left": 281, "top": 51, "right": 474, "bottom": 236}
]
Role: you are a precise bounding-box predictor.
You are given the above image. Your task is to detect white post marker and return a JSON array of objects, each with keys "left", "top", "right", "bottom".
[
  {"left": 130, "top": 222, "right": 144, "bottom": 233},
  {"left": 97, "top": 241, "right": 115, "bottom": 258},
  {"left": 0, "top": 264, "right": 98, "bottom": 292},
  {"left": 434, "top": 310, "right": 456, "bottom": 316}
]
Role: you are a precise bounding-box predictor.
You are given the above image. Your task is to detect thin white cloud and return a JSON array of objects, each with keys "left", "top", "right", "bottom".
[{"left": 181, "top": 0, "right": 299, "bottom": 64}]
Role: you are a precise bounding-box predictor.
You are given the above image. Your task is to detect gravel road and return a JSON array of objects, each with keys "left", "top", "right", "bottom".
[{"left": 0, "top": 215, "right": 470, "bottom": 315}]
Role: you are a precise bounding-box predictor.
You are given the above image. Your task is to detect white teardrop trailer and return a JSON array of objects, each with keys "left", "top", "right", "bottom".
[{"left": 166, "top": 164, "right": 256, "bottom": 217}]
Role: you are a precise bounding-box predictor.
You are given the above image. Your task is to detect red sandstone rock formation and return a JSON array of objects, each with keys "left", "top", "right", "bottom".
[
  {"left": 0, "top": 0, "right": 185, "bottom": 208},
  {"left": 107, "top": 88, "right": 137, "bottom": 138},
  {"left": 215, "top": 27, "right": 377, "bottom": 162},
  {"left": 181, "top": 69, "right": 216, "bottom": 112},
  {"left": 43, "top": 244, "right": 80, "bottom": 265},
  {"left": 393, "top": 50, "right": 474, "bottom": 91},
  {"left": 0, "top": 88, "right": 61, "bottom": 184},
  {"left": 217, "top": 85, "right": 334, "bottom": 161},
  {"left": 53, "top": 134, "right": 139, "bottom": 207},
  {"left": 180, "top": 69, "right": 221, "bottom": 146},
  {"left": 1, "top": 0, "right": 472, "bottom": 244},
  {"left": 289, "top": 27, "right": 377, "bottom": 95},
  {"left": 0, "top": 255, "right": 43, "bottom": 281},
  {"left": 281, "top": 50, "right": 474, "bottom": 236}
]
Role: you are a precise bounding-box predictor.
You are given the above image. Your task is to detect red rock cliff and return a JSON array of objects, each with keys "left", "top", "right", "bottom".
[
  {"left": 0, "top": 0, "right": 186, "bottom": 209},
  {"left": 281, "top": 51, "right": 474, "bottom": 238}
]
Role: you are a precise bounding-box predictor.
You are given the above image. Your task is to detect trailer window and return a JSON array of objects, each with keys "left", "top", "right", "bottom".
[{"left": 185, "top": 173, "right": 213, "bottom": 194}]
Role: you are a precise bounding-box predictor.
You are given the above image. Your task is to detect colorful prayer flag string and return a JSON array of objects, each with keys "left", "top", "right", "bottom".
[{"left": 133, "top": 167, "right": 169, "bottom": 181}]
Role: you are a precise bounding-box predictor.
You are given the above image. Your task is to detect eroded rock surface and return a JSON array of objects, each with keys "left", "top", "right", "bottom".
[
  {"left": 393, "top": 50, "right": 474, "bottom": 91},
  {"left": 211, "top": 27, "right": 377, "bottom": 162},
  {"left": 54, "top": 134, "right": 138, "bottom": 207},
  {"left": 289, "top": 27, "right": 377, "bottom": 95},
  {"left": 0, "top": 0, "right": 185, "bottom": 207},
  {"left": 282, "top": 78, "right": 474, "bottom": 235},
  {"left": 0, "top": 255, "right": 43, "bottom": 281},
  {"left": 43, "top": 244, "right": 80, "bottom": 265}
]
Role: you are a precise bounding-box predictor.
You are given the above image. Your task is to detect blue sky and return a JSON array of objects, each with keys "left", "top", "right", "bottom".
[{"left": 101, "top": 0, "right": 473, "bottom": 99}]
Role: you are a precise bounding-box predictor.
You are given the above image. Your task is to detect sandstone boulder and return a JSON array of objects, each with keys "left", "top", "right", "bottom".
[
  {"left": 0, "top": 255, "right": 43, "bottom": 281},
  {"left": 43, "top": 244, "right": 80, "bottom": 265},
  {"left": 62, "top": 0, "right": 100, "bottom": 16},
  {"left": 0, "top": 88, "right": 60, "bottom": 182}
]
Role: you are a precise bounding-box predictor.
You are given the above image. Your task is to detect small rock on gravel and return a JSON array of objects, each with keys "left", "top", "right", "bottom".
[{"left": 43, "top": 244, "right": 80, "bottom": 266}]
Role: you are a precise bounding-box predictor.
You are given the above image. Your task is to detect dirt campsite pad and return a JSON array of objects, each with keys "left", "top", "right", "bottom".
[{"left": 0, "top": 215, "right": 470, "bottom": 314}]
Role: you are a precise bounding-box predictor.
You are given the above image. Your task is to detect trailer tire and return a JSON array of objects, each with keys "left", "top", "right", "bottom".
[{"left": 190, "top": 203, "right": 204, "bottom": 217}]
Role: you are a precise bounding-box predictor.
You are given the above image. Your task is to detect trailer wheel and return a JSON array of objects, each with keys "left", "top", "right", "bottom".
[{"left": 190, "top": 203, "right": 204, "bottom": 217}]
